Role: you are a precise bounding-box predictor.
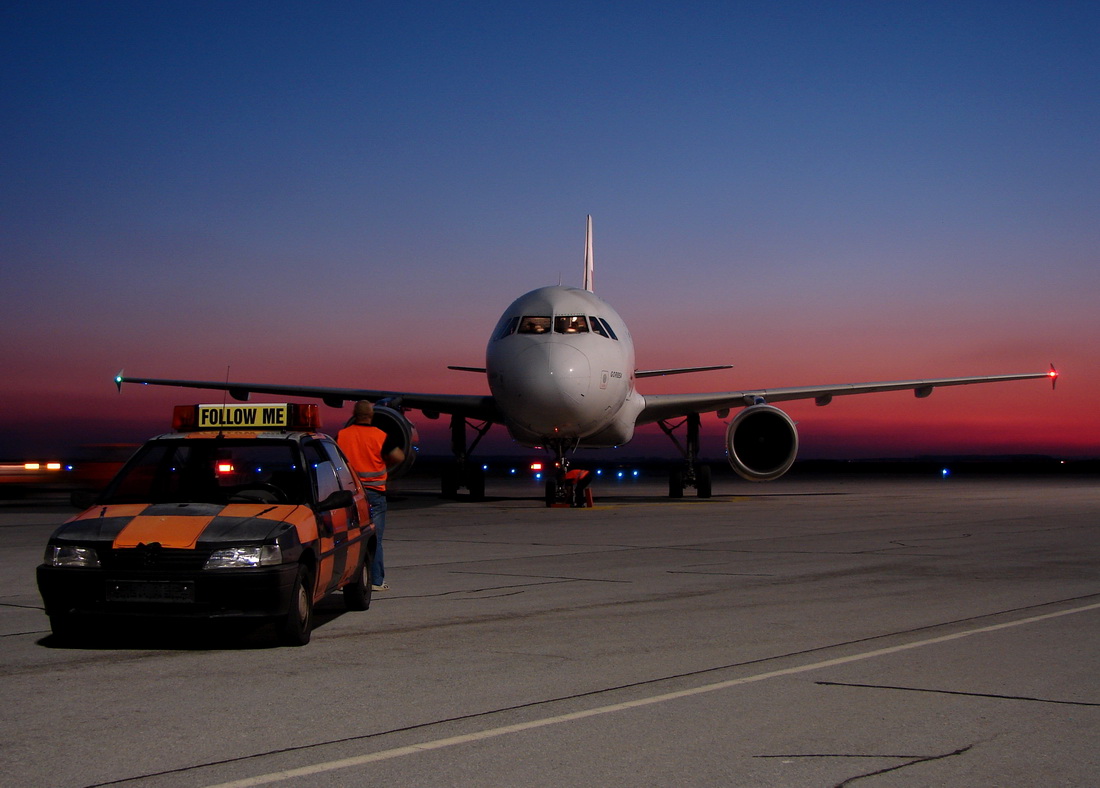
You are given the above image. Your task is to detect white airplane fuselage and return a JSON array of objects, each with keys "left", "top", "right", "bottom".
[{"left": 486, "top": 285, "right": 644, "bottom": 449}]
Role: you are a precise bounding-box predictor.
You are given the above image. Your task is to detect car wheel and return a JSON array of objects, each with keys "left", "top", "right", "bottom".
[
  {"left": 278, "top": 565, "right": 314, "bottom": 646},
  {"left": 343, "top": 551, "right": 372, "bottom": 611},
  {"left": 48, "top": 612, "right": 84, "bottom": 645}
]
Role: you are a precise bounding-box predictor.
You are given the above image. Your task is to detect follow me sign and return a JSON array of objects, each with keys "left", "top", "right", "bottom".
[{"left": 197, "top": 404, "right": 291, "bottom": 428}]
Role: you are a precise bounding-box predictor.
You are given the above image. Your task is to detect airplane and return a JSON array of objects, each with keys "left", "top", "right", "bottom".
[{"left": 115, "top": 216, "right": 1058, "bottom": 503}]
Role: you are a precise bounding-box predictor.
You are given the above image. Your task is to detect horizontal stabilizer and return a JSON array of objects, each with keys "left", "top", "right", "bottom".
[{"left": 448, "top": 365, "right": 487, "bottom": 373}]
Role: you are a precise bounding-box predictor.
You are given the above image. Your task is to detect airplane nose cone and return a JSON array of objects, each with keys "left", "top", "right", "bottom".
[{"left": 511, "top": 342, "right": 591, "bottom": 433}]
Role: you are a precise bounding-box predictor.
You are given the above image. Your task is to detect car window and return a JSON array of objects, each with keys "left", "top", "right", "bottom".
[
  {"left": 318, "top": 440, "right": 357, "bottom": 490},
  {"left": 102, "top": 440, "right": 306, "bottom": 504}
]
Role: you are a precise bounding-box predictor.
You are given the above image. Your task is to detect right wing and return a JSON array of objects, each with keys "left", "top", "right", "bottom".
[
  {"left": 114, "top": 372, "right": 502, "bottom": 422},
  {"left": 638, "top": 369, "right": 1057, "bottom": 424}
]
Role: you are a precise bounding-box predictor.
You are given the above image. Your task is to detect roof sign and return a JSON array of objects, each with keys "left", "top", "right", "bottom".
[{"left": 173, "top": 403, "right": 319, "bottom": 432}]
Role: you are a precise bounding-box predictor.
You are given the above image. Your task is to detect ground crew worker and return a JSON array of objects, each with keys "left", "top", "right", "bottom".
[
  {"left": 337, "top": 401, "right": 405, "bottom": 591},
  {"left": 565, "top": 467, "right": 592, "bottom": 507}
]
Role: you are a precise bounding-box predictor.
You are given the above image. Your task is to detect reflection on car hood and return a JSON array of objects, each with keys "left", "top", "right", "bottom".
[{"left": 53, "top": 502, "right": 305, "bottom": 549}]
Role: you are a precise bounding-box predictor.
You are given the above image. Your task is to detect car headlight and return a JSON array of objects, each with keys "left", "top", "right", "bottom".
[
  {"left": 204, "top": 544, "right": 282, "bottom": 569},
  {"left": 47, "top": 545, "right": 101, "bottom": 568}
]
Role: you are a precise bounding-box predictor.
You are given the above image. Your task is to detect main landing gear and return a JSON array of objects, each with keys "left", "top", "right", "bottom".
[
  {"left": 440, "top": 414, "right": 491, "bottom": 501},
  {"left": 658, "top": 412, "right": 712, "bottom": 499}
]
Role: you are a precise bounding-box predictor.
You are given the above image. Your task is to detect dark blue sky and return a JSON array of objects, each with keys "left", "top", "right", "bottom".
[{"left": 2, "top": 2, "right": 1096, "bottom": 459}]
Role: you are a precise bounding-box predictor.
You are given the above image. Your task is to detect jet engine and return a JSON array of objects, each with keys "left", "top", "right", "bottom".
[
  {"left": 725, "top": 405, "right": 798, "bottom": 481},
  {"left": 346, "top": 405, "right": 419, "bottom": 479}
]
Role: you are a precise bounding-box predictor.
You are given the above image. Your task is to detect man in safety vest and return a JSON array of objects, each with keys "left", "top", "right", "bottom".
[{"left": 337, "top": 401, "right": 406, "bottom": 591}]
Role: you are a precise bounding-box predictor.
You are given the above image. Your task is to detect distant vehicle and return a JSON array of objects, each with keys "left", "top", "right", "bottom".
[
  {"left": 0, "top": 460, "right": 70, "bottom": 498},
  {"left": 115, "top": 217, "right": 1057, "bottom": 504},
  {"left": 37, "top": 403, "right": 375, "bottom": 646}
]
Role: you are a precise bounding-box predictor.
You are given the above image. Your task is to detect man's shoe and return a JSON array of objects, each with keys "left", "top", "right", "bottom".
[{"left": 371, "top": 583, "right": 390, "bottom": 591}]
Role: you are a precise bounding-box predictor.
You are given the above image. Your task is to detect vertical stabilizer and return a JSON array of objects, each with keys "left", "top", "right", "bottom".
[{"left": 583, "top": 215, "right": 594, "bottom": 292}]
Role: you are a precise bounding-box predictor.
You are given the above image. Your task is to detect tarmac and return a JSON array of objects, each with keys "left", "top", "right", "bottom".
[{"left": 1, "top": 473, "right": 1097, "bottom": 787}]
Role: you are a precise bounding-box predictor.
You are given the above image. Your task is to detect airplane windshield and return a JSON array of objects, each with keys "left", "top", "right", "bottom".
[
  {"left": 518, "top": 317, "right": 551, "bottom": 334},
  {"left": 555, "top": 316, "right": 588, "bottom": 334},
  {"left": 505, "top": 314, "right": 616, "bottom": 338}
]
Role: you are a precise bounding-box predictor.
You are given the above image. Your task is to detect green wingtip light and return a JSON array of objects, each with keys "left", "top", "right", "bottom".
[{"left": 115, "top": 370, "right": 124, "bottom": 391}]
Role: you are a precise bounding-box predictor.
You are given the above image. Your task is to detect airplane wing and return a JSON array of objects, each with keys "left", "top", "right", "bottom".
[
  {"left": 638, "top": 368, "right": 1057, "bottom": 424},
  {"left": 114, "top": 373, "right": 502, "bottom": 423}
]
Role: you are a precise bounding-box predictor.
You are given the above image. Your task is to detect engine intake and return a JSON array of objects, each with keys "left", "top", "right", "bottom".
[{"left": 726, "top": 405, "right": 798, "bottom": 481}]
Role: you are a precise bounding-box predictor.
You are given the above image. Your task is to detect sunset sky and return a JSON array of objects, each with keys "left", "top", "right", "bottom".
[{"left": 3, "top": 2, "right": 1097, "bottom": 463}]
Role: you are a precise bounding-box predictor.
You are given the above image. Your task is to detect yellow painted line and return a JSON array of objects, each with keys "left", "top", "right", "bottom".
[{"left": 206, "top": 600, "right": 1100, "bottom": 788}]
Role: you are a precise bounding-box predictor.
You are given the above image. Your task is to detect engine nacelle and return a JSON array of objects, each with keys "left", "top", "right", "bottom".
[
  {"left": 725, "top": 405, "right": 798, "bottom": 482},
  {"left": 345, "top": 405, "right": 419, "bottom": 479}
]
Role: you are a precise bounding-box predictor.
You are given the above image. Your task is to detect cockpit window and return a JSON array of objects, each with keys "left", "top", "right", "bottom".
[
  {"left": 596, "top": 317, "right": 618, "bottom": 340},
  {"left": 494, "top": 315, "right": 520, "bottom": 340},
  {"left": 554, "top": 315, "right": 588, "bottom": 334},
  {"left": 518, "top": 316, "right": 551, "bottom": 334},
  {"left": 590, "top": 316, "right": 609, "bottom": 338}
]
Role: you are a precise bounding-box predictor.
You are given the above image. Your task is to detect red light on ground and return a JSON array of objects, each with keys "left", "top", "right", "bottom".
[
  {"left": 217, "top": 462, "right": 234, "bottom": 474},
  {"left": 530, "top": 462, "right": 543, "bottom": 471}
]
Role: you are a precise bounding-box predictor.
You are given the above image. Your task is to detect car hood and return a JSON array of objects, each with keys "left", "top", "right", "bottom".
[{"left": 53, "top": 502, "right": 306, "bottom": 549}]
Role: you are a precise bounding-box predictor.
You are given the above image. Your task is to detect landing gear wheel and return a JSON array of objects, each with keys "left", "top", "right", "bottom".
[
  {"left": 441, "top": 466, "right": 459, "bottom": 498},
  {"left": 343, "top": 552, "right": 373, "bottom": 611},
  {"left": 696, "top": 464, "right": 712, "bottom": 498},
  {"left": 466, "top": 467, "right": 485, "bottom": 501},
  {"left": 278, "top": 566, "right": 314, "bottom": 646},
  {"left": 669, "top": 470, "right": 684, "bottom": 498}
]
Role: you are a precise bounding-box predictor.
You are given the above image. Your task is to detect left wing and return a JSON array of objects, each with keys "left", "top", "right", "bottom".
[
  {"left": 114, "top": 372, "right": 502, "bottom": 422},
  {"left": 638, "top": 368, "right": 1057, "bottom": 424}
]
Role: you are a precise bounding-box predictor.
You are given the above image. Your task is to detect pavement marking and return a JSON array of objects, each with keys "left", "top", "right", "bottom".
[{"left": 206, "top": 600, "right": 1100, "bottom": 788}]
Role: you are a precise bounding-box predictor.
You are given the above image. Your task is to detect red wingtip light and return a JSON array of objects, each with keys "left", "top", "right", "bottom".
[{"left": 1048, "top": 364, "right": 1059, "bottom": 389}]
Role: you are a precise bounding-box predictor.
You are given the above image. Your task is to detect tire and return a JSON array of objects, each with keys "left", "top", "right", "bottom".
[
  {"left": 278, "top": 565, "right": 314, "bottom": 646},
  {"left": 48, "top": 612, "right": 84, "bottom": 645},
  {"left": 696, "top": 464, "right": 712, "bottom": 499},
  {"left": 669, "top": 470, "right": 684, "bottom": 498},
  {"left": 441, "top": 466, "right": 459, "bottom": 498},
  {"left": 466, "top": 467, "right": 485, "bottom": 501},
  {"left": 343, "top": 551, "right": 373, "bottom": 611}
]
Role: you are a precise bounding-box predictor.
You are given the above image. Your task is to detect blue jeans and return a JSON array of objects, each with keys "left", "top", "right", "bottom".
[{"left": 366, "top": 488, "right": 387, "bottom": 585}]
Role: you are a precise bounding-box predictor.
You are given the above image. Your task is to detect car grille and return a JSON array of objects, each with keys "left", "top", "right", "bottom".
[{"left": 102, "top": 546, "right": 212, "bottom": 572}]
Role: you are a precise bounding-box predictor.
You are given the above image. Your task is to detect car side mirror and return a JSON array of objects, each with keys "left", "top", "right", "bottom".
[{"left": 317, "top": 489, "right": 354, "bottom": 512}]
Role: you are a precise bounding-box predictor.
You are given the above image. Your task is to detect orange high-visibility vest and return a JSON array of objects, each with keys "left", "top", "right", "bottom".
[{"left": 337, "top": 424, "right": 389, "bottom": 491}]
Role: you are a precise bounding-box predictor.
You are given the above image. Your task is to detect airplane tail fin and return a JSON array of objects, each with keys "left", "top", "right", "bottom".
[{"left": 583, "top": 215, "right": 594, "bottom": 292}]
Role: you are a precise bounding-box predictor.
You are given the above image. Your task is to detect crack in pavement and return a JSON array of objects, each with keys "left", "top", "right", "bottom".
[{"left": 817, "top": 680, "right": 1100, "bottom": 707}]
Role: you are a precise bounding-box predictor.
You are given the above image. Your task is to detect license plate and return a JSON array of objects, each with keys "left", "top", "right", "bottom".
[{"left": 107, "top": 580, "right": 195, "bottom": 603}]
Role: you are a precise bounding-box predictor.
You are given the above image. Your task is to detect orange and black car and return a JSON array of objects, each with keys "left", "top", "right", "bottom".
[{"left": 37, "top": 404, "right": 376, "bottom": 646}]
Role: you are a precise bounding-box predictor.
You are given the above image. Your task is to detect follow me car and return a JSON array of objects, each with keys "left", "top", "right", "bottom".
[{"left": 37, "top": 403, "right": 376, "bottom": 646}]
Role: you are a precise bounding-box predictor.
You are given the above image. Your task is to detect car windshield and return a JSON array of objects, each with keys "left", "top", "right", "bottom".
[{"left": 100, "top": 440, "right": 308, "bottom": 505}]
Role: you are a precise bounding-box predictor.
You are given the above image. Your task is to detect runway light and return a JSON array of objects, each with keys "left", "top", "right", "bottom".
[
  {"left": 632, "top": 469, "right": 640, "bottom": 477},
  {"left": 941, "top": 468, "right": 951, "bottom": 479}
]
